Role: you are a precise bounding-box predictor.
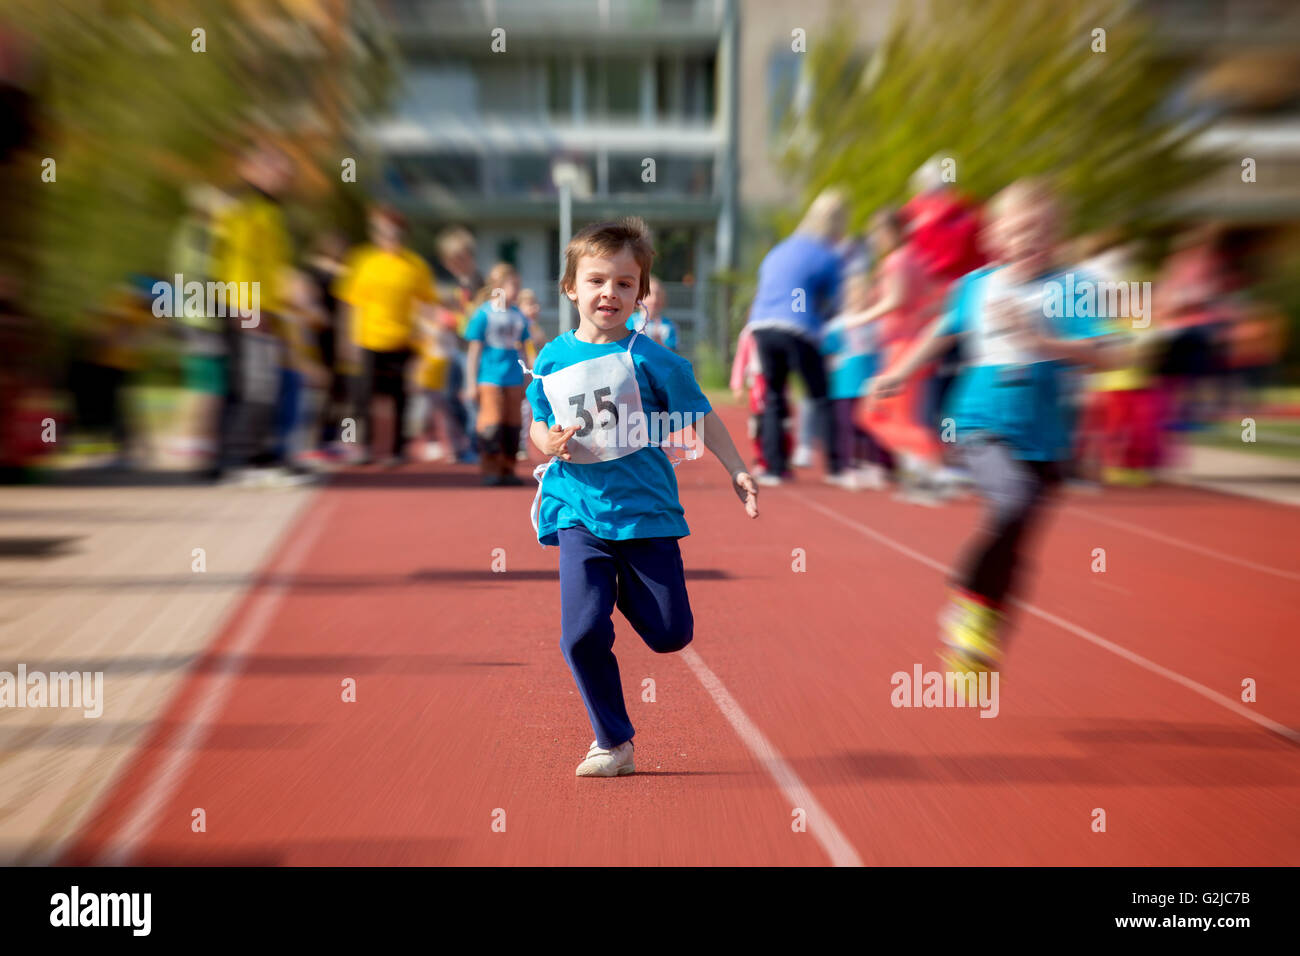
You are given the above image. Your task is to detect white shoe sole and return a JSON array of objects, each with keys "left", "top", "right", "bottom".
[
  {"left": 575, "top": 742, "right": 635, "bottom": 777},
  {"left": 575, "top": 762, "right": 635, "bottom": 777}
]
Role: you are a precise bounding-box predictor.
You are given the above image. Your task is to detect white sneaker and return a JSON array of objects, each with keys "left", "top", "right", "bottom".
[
  {"left": 791, "top": 446, "right": 814, "bottom": 468},
  {"left": 269, "top": 466, "right": 318, "bottom": 487},
  {"left": 575, "top": 739, "right": 635, "bottom": 777},
  {"left": 755, "top": 473, "right": 784, "bottom": 488},
  {"left": 856, "top": 464, "right": 887, "bottom": 490}
]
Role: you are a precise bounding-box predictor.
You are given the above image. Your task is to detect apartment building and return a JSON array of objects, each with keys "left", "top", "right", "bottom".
[{"left": 365, "top": 0, "right": 739, "bottom": 355}]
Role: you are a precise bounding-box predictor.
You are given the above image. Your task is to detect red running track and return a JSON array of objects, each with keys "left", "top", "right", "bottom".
[{"left": 64, "top": 405, "right": 1300, "bottom": 866}]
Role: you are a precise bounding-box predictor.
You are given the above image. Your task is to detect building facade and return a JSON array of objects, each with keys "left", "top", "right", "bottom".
[{"left": 366, "top": 0, "right": 739, "bottom": 356}]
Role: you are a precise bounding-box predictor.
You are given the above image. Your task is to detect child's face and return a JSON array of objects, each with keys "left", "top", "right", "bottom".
[
  {"left": 499, "top": 273, "right": 521, "bottom": 305},
  {"left": 642, "top": 280, "right": 664, "bottom": 319},
  {"left": 370, "top": 215, "right": 402, "bottom": 251},
  {"left": 989, "top": 191, "right": 1058, "bottom": 267},
  {"left": 566, "top": 250, "right": 641, "bottom": 336},
  {"left": 519, "top": 297, "right": 540, "bottom": 320}
]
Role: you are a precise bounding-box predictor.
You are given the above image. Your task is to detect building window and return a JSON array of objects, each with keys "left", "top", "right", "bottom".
[
  {"left": 766, "top": 48, "right": 802, "bottom": 144},
  {"left": 546, "top": 57, "right": 574, "bottom": 118},
  {"left": 683, "top": 54, "right": 716, "bottom": 121},
  {"left": 478, "top": 58, "right": 543, "bottom": 116},
  {"left": 582, "top": 57, "right": 644, "bottom": 121},
  {"left": 497, "top": 238, "right": 520, "bottom": 268}
]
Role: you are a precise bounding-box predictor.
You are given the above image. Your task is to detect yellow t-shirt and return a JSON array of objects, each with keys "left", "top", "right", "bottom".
[
  {"left": 417, "top": 352, "right": 450, "bottom": 390},
  {"left": 212, "top": 191, "right": 292, "bottom": 317},
  {"left": 334, "top": 246, "right": 438, "bottom": 352}
]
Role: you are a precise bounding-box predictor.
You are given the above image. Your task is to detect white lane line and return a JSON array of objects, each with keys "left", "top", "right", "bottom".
[
  {"left": 97, "top": 502, "right": 335, "bottom": 865},
  {"left": 1065, "top": 507, "right": 1300, "bottom": 583},
  {"left": 680, "top": 647, "right": 865, "bottom": 867},
  {"left": 799, "top": 495, "right": 1300, "bottom": 747}
]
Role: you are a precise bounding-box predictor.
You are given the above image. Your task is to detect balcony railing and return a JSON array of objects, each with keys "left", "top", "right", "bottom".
[{"left": 383, "top": 0, "right": 725, "bottom": 32}]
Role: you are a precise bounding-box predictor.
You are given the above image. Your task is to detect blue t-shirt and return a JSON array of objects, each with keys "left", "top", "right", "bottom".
[
  {"left": 465, "top": 303, "right": 530, "bottom": 386},
  {"left": 625, "top": 314, "right": 679, "bottom": 351},
  {"left": 821, "top": 314, "right": 879, "bottom": 400},
  {"left": 746, "top": 234, "right": 842, "bottom": 340},
  {"left": 937, "top": 266, "right": 1108, "bottom": 461},
  {"left": 526, "top": 330, "right": 713, "bottom": 546}
]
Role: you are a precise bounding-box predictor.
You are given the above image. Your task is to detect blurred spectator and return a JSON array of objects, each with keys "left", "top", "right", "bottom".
[
  {"left": 208, "top": 139, "right": 297, "bottom": 484},
  {"left": 822, "top": 272, "right": 892, "bottom": 490},
  {"left": 412, "top": 304, "right": 465, "bottom": 462},
  {"left": 335, "top": 205, "right": 438, "bottom": 467},
  {"left": 625, "top": 276, "right": 679, "bottom": 351},
  {"left": 69, "top": 282, "right": 153, "bottom": 468},
  {"left": 303, "top": 230, "right": 353, "bottom": 456},
  {"left": 1154, "top": 224, "right": 1235, "bottom": 431},
  {"left": 746, "top": 187, "right": 847, "bottom": 484},
  {"left": 168, "top": 183, "right": 230, "bottom": 471},
  {"left": 860, "top": 207, "right": 945, "bottom": 499},
  {"left": 1074, "top": 232, "right": 1163, "bottom": 486},
  {"left": 436, "top": 225, "right": 484, "bottom": 464}
]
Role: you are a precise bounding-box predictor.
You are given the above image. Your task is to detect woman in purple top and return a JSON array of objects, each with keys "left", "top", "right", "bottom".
[{"left": 746, "top": 189, "right": 847, "bottom": 484}]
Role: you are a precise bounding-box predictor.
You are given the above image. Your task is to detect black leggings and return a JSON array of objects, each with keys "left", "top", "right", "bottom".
[
  {"left": 754, "top": 328, "right": 840, "bottom": 476},
  {"left": 955, "top": 439, "right": 1060, "bottom": 610},
  {"left": 353, "top": 348, "right": 412, "bottom": 458}
]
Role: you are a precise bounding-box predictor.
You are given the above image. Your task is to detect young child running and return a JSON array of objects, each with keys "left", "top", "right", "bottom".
[
  {"left": 515, "top": 288, "right": 546, "bottom": 461},
  {"left": 821, "top": 271, "right": 892, "bottom": 490},
  {"left": 868, "top": 179, "right": 1124, "bottom": 673},
  {"left": 524, "top": 218, "right": 760, "bottom": 777},
  {"left": 463, "top": 263, "right": 534, "bottom": 486}
]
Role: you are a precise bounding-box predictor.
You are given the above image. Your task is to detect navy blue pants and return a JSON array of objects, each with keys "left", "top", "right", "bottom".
[{"left": 558, "top": 526, "right": 694, "bottom": 749}]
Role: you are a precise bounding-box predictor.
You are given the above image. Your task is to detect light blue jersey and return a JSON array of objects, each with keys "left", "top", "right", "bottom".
[
  {"left": 821, "top": 314, "right": 879, "bottom": 400},
  {"left": 625, "top": 313, "right": 679, "bottom": 351},
  {"left": 526, "top": 330, "right": 712, "bottom": 546},
  {"left": 937, "top": 265, "right": 1108, "bottom": 461},
  {"left": 465, "top": 303, "right": 530, "bottom": 386}
]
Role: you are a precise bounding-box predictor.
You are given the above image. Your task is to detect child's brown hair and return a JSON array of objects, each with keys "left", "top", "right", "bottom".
[
  {"left": 559, "top": 217, "right": 654, "bottom": 303},
  {"left": 471, "top": 261, "right": 519, "bottom": 309}
]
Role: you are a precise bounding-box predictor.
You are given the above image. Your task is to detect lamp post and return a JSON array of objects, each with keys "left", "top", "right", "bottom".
[{"left": 551, "top": 160, "right": 582, "bottom": 334}]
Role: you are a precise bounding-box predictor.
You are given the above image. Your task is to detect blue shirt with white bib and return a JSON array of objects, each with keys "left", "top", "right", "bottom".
[
  {"left": 465, "top": 303, "right": 530, "bottom": 386},
  {"left": 526, "top": 330, "right": 712, "bottom": 546},
  {"left": 936, "top": 265, "right": 1108, "bottom": 461}
]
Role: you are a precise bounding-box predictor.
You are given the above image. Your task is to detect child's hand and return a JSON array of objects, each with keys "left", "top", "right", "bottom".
[
  {"left": 866, "top": 373, "right": 904, "bottom": 401},
  {"left": 543, "top": 423, "right": 580, "bottom": 461},
  {"left": 731, "top": 470, "right": 759, "bottom": 518}
]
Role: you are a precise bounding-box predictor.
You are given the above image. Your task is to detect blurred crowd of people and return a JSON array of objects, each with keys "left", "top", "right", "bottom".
[
  {"left": 1, "top": 137, "right": 687, "bottom": 487},
  {"left": 0, "top": 138, "right": 1290, "bottom": 495},
  {"left": 732, "top": 159, "right": 1290, "bottom": 502}
]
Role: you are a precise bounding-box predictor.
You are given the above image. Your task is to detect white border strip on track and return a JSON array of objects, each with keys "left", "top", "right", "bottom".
[
  {"left": 1066, "top": 507, "right": 1300, "bottom": 583},
  {"left": 681, "top": 647, "right": 865, "bottom": 866},
  {"left": 799, "top": 495, "right": 1300, "bottom": 747}
]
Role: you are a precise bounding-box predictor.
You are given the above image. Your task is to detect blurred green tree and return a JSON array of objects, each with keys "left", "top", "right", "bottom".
[
  {"left": 780, "top": 0, "right": 1214, "bottom": 236},
  {"left": 7, "top": 0, "right": 396, "bottom": 341}
]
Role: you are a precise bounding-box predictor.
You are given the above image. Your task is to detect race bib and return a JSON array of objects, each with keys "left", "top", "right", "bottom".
[
  {"left": 971, "top": 273, "right": 1046, "bottom": 367},
  {"left": 540, "top": 345, "right": 646, "bottom": 465},
  {"left": 484, "top": 308, "right": 524, "bottom": 350}
]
